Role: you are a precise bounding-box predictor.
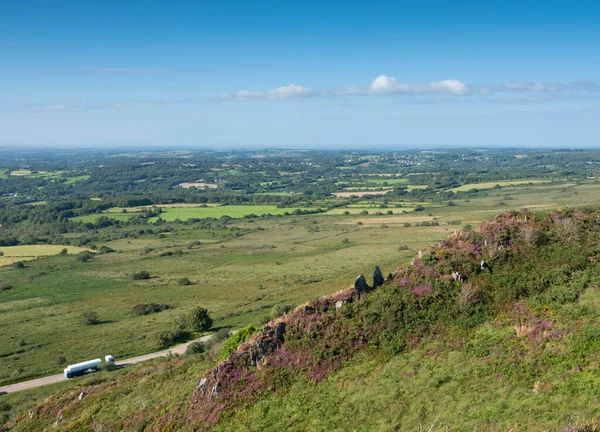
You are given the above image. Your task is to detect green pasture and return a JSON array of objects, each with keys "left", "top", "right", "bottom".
[
  {"left": 75, "top": 205, "right": 315, "bottom": 223},
  {"left": 448, "top": 179, "right": 552, "bottom": 192},
  {"left": 149, "top": 205, "right": 315, "bottom": 221},
  {"left": 0, "top": 245, "right": 91, "bottom": 265}
]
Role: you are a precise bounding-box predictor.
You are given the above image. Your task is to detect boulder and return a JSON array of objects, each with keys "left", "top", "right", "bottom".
[
  {"left": 353, "top": 274, "right": 370, "bottom": 297},
  {"left": 373, "top": 266, "right": 384, "bottom": 289}
]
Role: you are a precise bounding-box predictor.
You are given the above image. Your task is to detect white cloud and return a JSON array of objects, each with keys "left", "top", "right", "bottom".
[
  {"left": 369, "top": 75, "right": 398, "bottom": 92},
  {"left": 220, "top": 84, "right": 313, "bottom": 101},
  {"left": 361, "top": 75, "right": 469, "bottom": 95},
  {"left": 431, "top": 79, "right": 468, "bottom": 95},
  {"left": 219, "top": 76, "right": 599, "bottom": 103},
  {"left": 268, "top": 84, "right": 312, "bottom": 99}
]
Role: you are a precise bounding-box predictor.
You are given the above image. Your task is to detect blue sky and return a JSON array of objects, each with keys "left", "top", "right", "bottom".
[{"left": 1, "top": 0, "right": 599, "bottom": 148}]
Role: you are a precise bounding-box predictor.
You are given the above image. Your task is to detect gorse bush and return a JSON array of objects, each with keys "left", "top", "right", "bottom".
[{"left": 219, "top": 325, "right": 256, "bottom": 360}]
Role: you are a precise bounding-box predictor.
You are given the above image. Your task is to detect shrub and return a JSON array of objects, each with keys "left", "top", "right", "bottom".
[
  {"left": 77, "top": 251, "right": 94, "bottom": 263},
  {"left": 270, "top": 304, "right": 294, "bottom": 320},
  {"left": 414, "top": 205, "right": 425, "bottom": 212},
  {"left": 81, "top": 311, "right": 100, "bottom": 325},
  {"left": 132, "top": 270, "right": 151, "bottom": 280},
  {"left": 178, "top": 277, "right": 192, "bottom": 286},
  {"left": 154, "top": 328, "right": 186, "bottom": 349},
  {"left": 98, "top": 245, "right": 115, "bottom": 254},
  {"left": 185, "top": 341, "right": 206, "bottom": 355},
  {"left": 553, "top": 217, "right": 583, "bottom": 245},
  {"left": 204, "top": 329, "right": 230, "bottom": 351},
  {"left": 189, "top": 307, "right": 213, "bottom": 332},
  {"left": 56, "top": 354, "right": 67, "bottom": 365},
  {"left": 160, "top": 249, "right": 184, "bottom": 257},
  {"left": 12, "top": 261, "right": 25, "bottom": 269},
  {"left": 0, "top": 282, "right": 13, "bottom": 291},
  {"left": 132, "top": 303, "right": 171, "bottom": 316},
  {"left": 59, "top": 248, "right": 68, "bottom": 256},
  {"left": 397, "top": 245, "right": 409, "bottom": 251},
  {"left": 219, "top": 325, "right": 256, "bottom": 360}
]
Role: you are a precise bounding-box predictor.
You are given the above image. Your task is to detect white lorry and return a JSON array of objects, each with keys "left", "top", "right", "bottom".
[{"left": 63, "top": 355, "right": 114, "bottom": 378}]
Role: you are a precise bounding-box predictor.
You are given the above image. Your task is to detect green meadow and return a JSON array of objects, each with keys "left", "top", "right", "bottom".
[
  {"left": 73, "top": 205, "right": 314, "bottom": 223},
  {"left": 0, "top": 245, "right": 91, "bottom": 266}
]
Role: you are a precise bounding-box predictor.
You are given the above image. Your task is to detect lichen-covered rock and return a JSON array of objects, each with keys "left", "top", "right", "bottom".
[{"left": 373, "top": 266, "right": 384, "bottom": 289}]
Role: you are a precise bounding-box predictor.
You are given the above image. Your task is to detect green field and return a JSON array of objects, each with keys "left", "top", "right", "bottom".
[
  {"left": 1, "top": 169, "right": 89, "bottom": 183},
  {"left": 0, "top": 245, "right": 91, "bottom": 265},
  {"left": 448, "top": 179, "right": 552, "bottom": 192},
  {"left": 73, "top": 205, "right": 314, "bottom": 223}
]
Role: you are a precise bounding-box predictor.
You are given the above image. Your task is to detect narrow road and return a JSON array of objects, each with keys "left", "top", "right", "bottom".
[{"left": 0, "top": 334, "right": 212, "bottom": 394}]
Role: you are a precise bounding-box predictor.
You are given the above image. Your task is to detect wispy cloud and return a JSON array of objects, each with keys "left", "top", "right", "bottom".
[
  {"left": 81, "top": 67, "right": 172, "bottom": 73},
  {"left": 342, "top": 75, "right": 470, "bottom": 95},
  {"left": 218, "top": 75, "right": 600, "bottom": 103},
  {"left": 219, "top": 84, "right": 314, "bottom": 101},
  {"left": 4, "top": 76, "right": 598, "bottom": 114}
]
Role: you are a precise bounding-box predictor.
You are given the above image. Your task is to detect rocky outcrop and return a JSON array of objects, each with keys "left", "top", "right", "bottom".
[
  {"left": 353, "top": 274, "right": 370, "bottom": 297},
  {"left": 373, "top": 266, "right": 384, "bottom": 289}
]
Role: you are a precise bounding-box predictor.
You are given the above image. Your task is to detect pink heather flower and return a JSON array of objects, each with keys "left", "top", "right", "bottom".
[{"left": 412, "top": 284, "right": 435, "bottom": 300}]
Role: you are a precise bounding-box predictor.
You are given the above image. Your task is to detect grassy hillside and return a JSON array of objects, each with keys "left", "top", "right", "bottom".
[{"left": 6, "top": 208, "right": 600, "bottom": 431}]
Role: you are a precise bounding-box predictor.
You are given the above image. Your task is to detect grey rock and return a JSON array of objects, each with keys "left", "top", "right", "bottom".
[
  {"left": 275, "top": 322, "right": 286, "bottom": 337},
  {"left": 373, "top": 266, "right": 384, "bottom": 289},
  {"left": 78, "top": 392, "right": 86, "bottom": 401},
  {"left": 335, "top": 300, "right": 345, "bottom": 310},
  {"left": 451, "top": 271, "right": 462, "bottom": 282},
  {"left": 197, "top": 378, "right": 208, "bottom": 395},
  {"left": 354, "top": 274, "right": 370, "bottom": 297}
]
